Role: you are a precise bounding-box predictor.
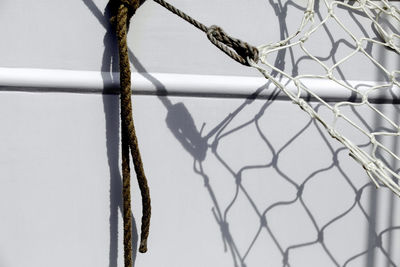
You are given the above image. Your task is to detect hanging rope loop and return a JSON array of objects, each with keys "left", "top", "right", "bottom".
[
  {"left": 206, "top": 25, "right": 259, "bottom": 66},
  {"left": 108, "top": 0, "right": 151, "bottom": 265}
]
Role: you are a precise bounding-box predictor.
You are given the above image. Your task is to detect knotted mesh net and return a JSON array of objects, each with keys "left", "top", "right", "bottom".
[{"left": 248, "top": 0, "right": 400, "bottom": 195}]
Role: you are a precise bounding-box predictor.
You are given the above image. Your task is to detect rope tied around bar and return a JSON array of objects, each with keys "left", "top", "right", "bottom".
[{"left": 109, "top": 0, "right": 151, "bottom": 266}]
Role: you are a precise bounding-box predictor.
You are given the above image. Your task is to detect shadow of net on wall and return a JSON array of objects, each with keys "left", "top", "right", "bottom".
[{"left": 84, "top": 0, "right": 400, "bottom": 266}]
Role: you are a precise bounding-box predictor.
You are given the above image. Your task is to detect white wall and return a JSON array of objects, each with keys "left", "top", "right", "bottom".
[
  {"left": 0, "top": 90, "right": 399, "bottom": 267},
  {"left": 0, "top": 0, "right": 399, "bottom": 79},
  {"left": 0, "top": 0, "right": 399, "bottom": 267}
]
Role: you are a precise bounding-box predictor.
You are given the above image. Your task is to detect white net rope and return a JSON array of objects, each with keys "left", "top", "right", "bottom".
[{"left": 248, "top": 0, "right": 400, "bottom": 195}]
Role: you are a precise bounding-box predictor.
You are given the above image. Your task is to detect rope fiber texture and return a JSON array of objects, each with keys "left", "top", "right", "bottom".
[{"left": 109, "top": 1, "right": 151, "bottom": 267}]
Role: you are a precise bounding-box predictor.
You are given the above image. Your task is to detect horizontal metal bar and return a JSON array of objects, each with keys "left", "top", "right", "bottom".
[{"left": 0, "top": 67, "right": 398, "bottom": 102}]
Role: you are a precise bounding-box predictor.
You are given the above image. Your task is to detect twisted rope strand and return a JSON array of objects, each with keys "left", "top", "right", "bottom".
[
  {"left": 113, "top": 2, "right": 151, "bottom": 266},
  {"left": 121, "top": 125, "right": 133, "bottom": 267},
  {"left": 153, "top": 0, "right": 208, "bottom": 32},
  {"left": 116, "top": 6, "right": 135, "bottom": 266},
  {"left": 153, "top": 0, "right": 259, "bottom": 65}
]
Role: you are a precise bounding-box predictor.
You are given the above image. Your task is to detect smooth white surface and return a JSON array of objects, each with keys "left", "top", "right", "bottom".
[
  {"left": 0, "top": 91, "right": 399, "bottom": 267},
  {"left": 0, "top": 0, "right": 399, "bottom": 80},
  {"left": 0, "top": 0, "right": 399, "bottom": 266}
]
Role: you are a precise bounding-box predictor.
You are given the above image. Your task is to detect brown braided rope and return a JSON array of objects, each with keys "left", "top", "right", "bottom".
[
  {"left": 110, "top": 1, "right": 151, "bottom": 266},
  {"left": 108, "top": 0, "right": 258, "bottom": 265}
]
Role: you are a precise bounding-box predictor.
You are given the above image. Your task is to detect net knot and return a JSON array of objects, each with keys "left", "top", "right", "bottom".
[
  {"left": 332, "top": 105, "right": 340, "bottom": 117},
  {"left": 297, "top": 99, "right": 313, "bottom": 116},
  {"left": 206, "top": 25, "right": 259, "bottom": 66},
  {"left": 304, "top": 10, "right": 314, "bottom": 21},
  {"left": 328, "top": 128, "right": 339, "bottom": 139},
  {"left": 300, "top": 35, "right": 309, "bottom": 43},
  {"left": 362, "top": 93, "right": 369, "bottom": 103},
  {"left": 375, "top": 159, "right": 384, "bottom": 170},
  {"left": 391, "top": 71, "right": 399, "bottom": 83},
  {"left": 109, "top": 0, "right": 146, "bottom": 24},
  {"left": 363, "top": 161, "right": 376, "bottom": 172}
]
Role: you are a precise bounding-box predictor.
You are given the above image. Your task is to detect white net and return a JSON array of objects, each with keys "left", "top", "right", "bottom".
[{"left": 248, "top": 0, "right": 400, "bottom": 196}]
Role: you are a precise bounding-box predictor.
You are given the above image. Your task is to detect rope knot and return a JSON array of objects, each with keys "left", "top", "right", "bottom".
[
  {"left": 109, "top": 0, "right": 146, "bottom": 25},
  {"left": 328, "top": 128, "right": 339, "bottom": 139},
  {"left": 363, "top": 161, "right": 376, "bottom": 172},
  {"left": 207, "top": 25, "right": 259, "bottom": 66}
]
